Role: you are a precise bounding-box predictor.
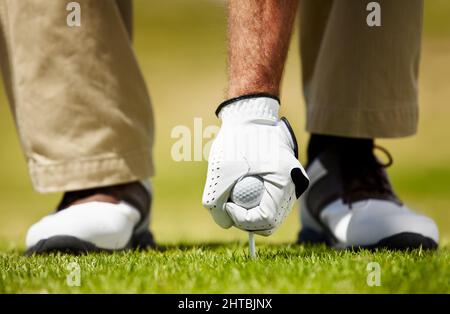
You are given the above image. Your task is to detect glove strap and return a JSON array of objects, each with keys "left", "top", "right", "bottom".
[
  {"left": 215, "top": 93, "right": 280, "bottom": 117},
  {"left": 216, "top": 93, "right": 280, "bottom": 122}
]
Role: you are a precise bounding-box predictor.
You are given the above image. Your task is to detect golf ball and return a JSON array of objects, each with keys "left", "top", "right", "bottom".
[{"left": 231, "top": 176, "right": 264, "bottom": 209}]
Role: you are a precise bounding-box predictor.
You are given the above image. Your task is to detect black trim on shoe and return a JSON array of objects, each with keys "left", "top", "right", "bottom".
[
  {"left": 297, "top": 229, "right": 438, "bottom": 251},
  {"left": 56, "top": 182, "right": 150, "bottom": 219},
  {"left": 215, "top": 93, "right": 280, "bottom": 117},
  {"left": 303, "top": 155, "right": 345, "bottom": 224},
  {"left": 304, "top": 145, "right": 402, "bottom": 221},
  {"left": 25, "top": 236, "right": 104, "bottom": 255},
  {"left": 297, "top": 218, "right": 339, "bottom": 246},
  {"left": 364, "top": 232, "right": 438, "bottom": 250},
  {"left": 297, "top": 227, "right": 331, "bottom": 246},
  {"left": 24, "top": 229, "right": 156, "bottom": 256}
]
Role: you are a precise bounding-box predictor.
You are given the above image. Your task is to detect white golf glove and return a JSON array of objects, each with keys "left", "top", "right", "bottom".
[{"left": 202, "top": 94, "right": 309, "bottom": 236}]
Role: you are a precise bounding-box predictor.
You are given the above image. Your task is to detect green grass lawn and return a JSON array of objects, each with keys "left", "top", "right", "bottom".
[
  {"left": 1, "top": 244, "right": 448, "bottom": 293},
  {"left": 0, "top": 1, "right": 449, "bottom": 294}
]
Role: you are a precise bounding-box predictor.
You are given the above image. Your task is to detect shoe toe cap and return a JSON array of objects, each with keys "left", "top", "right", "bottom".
[
  {"left": 26, "top": 202, "right": 140, "bottom": 250},
  {"left": 346, "top": 200, "right": 439, "bottom": 247}
]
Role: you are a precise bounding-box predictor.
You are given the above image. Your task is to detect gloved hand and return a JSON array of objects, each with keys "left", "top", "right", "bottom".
[{"left": 202, "top": 94, "right": 309, "bottom": 236}]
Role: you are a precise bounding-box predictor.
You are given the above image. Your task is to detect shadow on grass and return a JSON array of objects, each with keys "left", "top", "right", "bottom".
[
  {"left": 15, "top": 241, "right": 332, "bottom": 258},
  {"left": 13, "top": 241, "right": 445, "bottom": 258}
]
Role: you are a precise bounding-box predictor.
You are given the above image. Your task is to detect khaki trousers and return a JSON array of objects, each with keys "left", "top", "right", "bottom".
[
  {"left": 0, "top": 0, "right": 422, "bottom": 193},
  {"left": 0, "top": 0, "right": 154, "bottom": 192},
  {"left": 300, "top": 0, "right": 423, "bottom": 138}
]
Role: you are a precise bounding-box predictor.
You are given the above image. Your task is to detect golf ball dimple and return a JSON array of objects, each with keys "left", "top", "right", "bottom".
[{"left": 231, "top": 176, "right": 264, "bottom": 209}]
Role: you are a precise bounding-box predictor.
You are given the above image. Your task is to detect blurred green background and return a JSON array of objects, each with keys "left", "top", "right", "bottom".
[{"left": 0, "top": 0, "right": 449, "bottom": 249}]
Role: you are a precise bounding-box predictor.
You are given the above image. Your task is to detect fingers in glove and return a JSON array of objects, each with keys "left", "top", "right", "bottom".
[
  {"left": 225, "top": 202, "right": 278, "bottom": 236},
  {"left": 202, "top": 140, "right": 250, "bottom": 229}
]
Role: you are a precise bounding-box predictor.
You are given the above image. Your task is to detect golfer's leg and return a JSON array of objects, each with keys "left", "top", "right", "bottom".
[
  {"left": 299, "top": 0, "right": 333, "bottom": 103},
  {"left": 0, "top": 0, "right": 154, "bottom": 193},
  {"left": 227, "top": 0, "right": 299, "bottom": 98},
  {"left": 298, "top": 0, "right": 438, "bottom": 249},
  {"left": 303, "top": 0, "right": 423, "bottom": 138},
  {"left": 0, "top": 0, "right": 155, "bottom": 252},
  {"left": 116, "top": 0, "right": 133, "bottom": 40},
  {"left": 0, "top": 2, "right": 15, "bottom": 118}
]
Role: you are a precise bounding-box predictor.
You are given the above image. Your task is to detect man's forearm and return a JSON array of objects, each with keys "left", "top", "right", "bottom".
[{"left": 227, "top": 0, "right": 299, "bottom": 98}]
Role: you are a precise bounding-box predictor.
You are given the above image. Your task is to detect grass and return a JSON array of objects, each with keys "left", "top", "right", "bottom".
[
  {"left": 1, "top": 244, "right": 448, "bottom": 293},
  {"left": 0, "top": 1, "right": 450, "bottom": 294}
]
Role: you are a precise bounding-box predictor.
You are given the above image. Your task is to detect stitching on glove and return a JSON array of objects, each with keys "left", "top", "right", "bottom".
[{"left": 204, "top": 151, "right": 223, "bottom": 210}]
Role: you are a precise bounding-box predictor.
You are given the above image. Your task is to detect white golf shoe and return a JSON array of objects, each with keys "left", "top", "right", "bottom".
[
  {"left": 25, "top": 181, "right": 154, "bottom": 254},
  {"left": 298, "top": 143, "right": 439, "bottom": 249}
]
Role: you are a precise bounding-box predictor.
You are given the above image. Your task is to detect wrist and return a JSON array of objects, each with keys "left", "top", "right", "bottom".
[
  {"left": 227, "top": 84, "right": 280, "bottom": 100},
  {"left": 216, "top": 93, "right": 280, "bottom": 122}
]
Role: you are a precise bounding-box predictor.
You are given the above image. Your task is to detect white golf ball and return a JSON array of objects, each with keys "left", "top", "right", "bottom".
[{"left": 231, "top": 176, "right": 264, "bottom": 209}]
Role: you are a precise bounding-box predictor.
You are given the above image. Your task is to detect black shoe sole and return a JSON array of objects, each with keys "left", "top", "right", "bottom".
[
  {"left": 297, "top": 228, "right": 438, "bottom": 250},
  {"left": 25, "top": 230, "right": 155, "bottom": 256}
]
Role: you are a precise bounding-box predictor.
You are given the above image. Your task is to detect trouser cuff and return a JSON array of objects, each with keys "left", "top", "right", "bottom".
[
  {"left": 306, "top": 103, "right": 418, "bottom": 138},
  {"left": 28, "top": 148, "right": 154, "bottom": 193}
]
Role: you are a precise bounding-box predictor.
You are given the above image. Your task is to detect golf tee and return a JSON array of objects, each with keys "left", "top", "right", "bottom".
[{"left": 248, "top": 232, "right": 255, "bottom": 258}]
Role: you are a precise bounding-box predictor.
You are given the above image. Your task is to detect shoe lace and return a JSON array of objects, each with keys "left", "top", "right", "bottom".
[{"left": 341, "top": 145, "right": 399, "bottom": 207}]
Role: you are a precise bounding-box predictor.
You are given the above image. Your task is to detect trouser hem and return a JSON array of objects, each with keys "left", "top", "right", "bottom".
[
  {"left": 29, "top": 148, "right": 154, "bottom": 193},
  {"left": 306, "top": 103, "right": 418, "bottom": 138}
]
